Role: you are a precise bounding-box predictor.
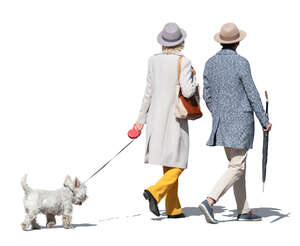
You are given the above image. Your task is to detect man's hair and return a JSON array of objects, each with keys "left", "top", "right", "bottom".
[{"left": 221, "top": 42, "right": 239, "bottom": 50}]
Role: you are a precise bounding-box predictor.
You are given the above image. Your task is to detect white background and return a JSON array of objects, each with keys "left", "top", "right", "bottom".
[{"left": 0, "top": 0, "right": 299, "bottom": 245}]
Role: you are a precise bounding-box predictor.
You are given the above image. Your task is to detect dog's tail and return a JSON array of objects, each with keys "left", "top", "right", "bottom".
[{"left": 21, "top": 175, "right": 32, "bottom": 195}]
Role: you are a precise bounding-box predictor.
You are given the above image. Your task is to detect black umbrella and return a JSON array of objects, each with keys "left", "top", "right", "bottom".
[{"left": 262, "top": 90, "right": 269, "bottom": 191}]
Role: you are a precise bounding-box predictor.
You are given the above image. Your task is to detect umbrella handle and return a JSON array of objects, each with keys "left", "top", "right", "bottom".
[{"left": 265, "top": 90, "right": 269, "bottom": 116}]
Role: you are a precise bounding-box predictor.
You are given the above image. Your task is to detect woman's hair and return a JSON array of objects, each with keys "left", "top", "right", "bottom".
[{"left": 162, "top": 41, "right": 185, "bottom": 54}]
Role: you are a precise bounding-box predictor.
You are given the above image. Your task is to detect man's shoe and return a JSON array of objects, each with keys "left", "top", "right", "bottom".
[
  {"left": 143, "top": 190, "right": 160, "bottom": 217},
  {"left": 199, "top": 200, "right": 218, "bottom": 224},
  {"left": 237, "top": 210, "right": 262, "bottom": 221},
  {"left": 167, "top": 213, "right": 185, "bottom": 219}
]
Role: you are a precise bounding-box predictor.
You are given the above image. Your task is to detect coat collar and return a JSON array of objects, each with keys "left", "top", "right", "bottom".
[
  {"left": 216, "top": 49, "right": 237, "bottom": 56},
  {"left": 158, "top": 51, "right": 184, "bottom": 56}
]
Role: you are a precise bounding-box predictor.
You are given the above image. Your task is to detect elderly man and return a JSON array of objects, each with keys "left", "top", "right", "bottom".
[{"left": 199, "top": 23, "right": 272, "bottom": 224}]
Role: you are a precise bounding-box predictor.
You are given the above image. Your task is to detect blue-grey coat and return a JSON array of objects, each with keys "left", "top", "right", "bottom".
[{"left": 203, "top": 49, "right": 269, "bottom": 149}]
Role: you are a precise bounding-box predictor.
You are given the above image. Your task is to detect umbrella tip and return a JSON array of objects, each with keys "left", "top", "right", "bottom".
[{"left": 263, "top": 183, "right": 265, "bottom": 192}]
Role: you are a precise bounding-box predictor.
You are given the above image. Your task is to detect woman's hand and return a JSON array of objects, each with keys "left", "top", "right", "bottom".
[
  {"left": 191, "top": 66, "right": 196, "bottom": 75},
  {"left": 135, "top": 123, "right": 144, "bottom": 131}
]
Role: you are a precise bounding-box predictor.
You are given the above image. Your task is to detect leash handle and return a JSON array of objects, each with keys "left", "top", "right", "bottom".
[
  {"left": 83, "top": 139, "right": 135, "bottom": 184},
  {"left": 128, "top": 124, "right": 141, "bottom": 139}
]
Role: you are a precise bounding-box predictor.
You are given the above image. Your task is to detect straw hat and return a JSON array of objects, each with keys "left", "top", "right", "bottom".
[{"left": 214, "top": 23, "right": 246, "bottom": 44}]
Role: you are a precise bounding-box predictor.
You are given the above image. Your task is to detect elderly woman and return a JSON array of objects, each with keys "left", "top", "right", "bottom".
[{"left": 134, "top": 23, "right": 197, "bottom": 218}]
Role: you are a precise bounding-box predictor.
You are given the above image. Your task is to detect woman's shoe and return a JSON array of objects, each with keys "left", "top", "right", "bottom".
[
  {"left": 167, "top": 213, "right": 185, "bottom": 219},
  {"left": 143, "top": 190, "right": 160, "bottom": 217}
]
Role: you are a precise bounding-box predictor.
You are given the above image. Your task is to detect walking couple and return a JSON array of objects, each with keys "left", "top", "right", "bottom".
[{"left": 133, "top": 22, "right": 272, "bottom": 224}]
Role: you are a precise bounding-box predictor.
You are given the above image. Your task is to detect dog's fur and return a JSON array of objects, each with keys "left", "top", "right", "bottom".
[{"left": 21, "top": 175, "right": 87, "bottom": 230}]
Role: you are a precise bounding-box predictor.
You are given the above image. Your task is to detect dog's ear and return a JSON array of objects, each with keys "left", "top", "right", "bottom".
[
  {"left": 74, "top": 177, "right": 81, "bottom": 188},
  {"left": 64, "top": 175, "right": 74, "bottom": 190}
]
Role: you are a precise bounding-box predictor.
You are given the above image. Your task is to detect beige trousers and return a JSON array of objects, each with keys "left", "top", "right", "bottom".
[{"left": 208, "top": 147, "right": 250, "bottom": 214}]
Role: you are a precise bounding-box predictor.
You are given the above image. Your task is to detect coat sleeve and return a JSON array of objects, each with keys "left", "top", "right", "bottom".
[
  {"left": 240, "top": 59, "right": 269, "bottom": 127},
  {"left": 203, "top": 62, "right": 213, "bottom": 113},
  {"left": 136, "top": 58, "right": 153, "bottom": 124},
  {"left": 179, "top": 57, "right": 197, "bottom": 98}
]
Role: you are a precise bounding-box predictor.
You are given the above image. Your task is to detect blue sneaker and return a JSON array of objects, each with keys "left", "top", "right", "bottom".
[
  {"left": 237, "top": 210, "right": 262, "bottom": 221},
  {"left": 199, "top": 200, "right": 218, "bottom": 224}
]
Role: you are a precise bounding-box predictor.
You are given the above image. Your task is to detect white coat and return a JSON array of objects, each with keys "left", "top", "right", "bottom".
[{"left": 137, "top": 52, "right": 197, "bottom": 169}]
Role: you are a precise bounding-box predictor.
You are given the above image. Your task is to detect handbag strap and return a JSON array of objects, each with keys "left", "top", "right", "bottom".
[{"left": 177, "top": 56, "right": 183, "bottom": 85}]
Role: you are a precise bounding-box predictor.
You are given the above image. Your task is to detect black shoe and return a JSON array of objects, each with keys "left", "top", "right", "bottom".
[
  {"left": 143, "top": 190, "right": 160, "bottom": 217},
  {"left": 167, "top": 213, "right": 185, "bottom": 219}
]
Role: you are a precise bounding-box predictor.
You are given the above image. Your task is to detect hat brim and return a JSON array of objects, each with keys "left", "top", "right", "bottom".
[
  {"left": 214, "top": 30, "right": 247, "bottom": 44},
  {"left": 157, "top": 29, "right": 187, "bottom": 47}
]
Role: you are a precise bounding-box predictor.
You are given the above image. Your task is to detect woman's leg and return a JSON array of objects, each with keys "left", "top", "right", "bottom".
[
  {"left": 163, "top": 167, "right": 182, "bottom": 215},
  {"left": 146, "top": 166, "right": 183, "bottom": 205}
]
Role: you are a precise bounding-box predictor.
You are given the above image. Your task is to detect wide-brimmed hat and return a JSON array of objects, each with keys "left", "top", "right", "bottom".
[
  {"left": 157, "top": 23, "right": 187, "bottom": 47},
  {"left": 214, "top": 23, "right": 246, "bottom": 44}
]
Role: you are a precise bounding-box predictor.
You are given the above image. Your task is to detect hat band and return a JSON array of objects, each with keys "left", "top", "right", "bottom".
[
  {"left": 162, "top": 33, "right": 182, "bottom": 42},
  {"left": 220, "top": 32, "right": 240, "bottom": 41}
]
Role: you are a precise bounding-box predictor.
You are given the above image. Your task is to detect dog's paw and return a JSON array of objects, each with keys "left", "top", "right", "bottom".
[{"left": 21, "top": 223, "right": 29, "bottom": 231}]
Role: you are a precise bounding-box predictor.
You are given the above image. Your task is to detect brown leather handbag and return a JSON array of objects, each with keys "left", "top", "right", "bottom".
[{"left": 174, "top": 56, "right": 203, "bottom": 120}]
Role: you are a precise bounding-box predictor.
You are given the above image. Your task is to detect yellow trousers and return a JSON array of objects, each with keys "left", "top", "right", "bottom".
[{"left": 146, "top": 166, "right": 184, "bottom": 216}]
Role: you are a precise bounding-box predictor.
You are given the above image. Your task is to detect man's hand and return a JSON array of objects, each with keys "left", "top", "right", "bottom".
[{"left": 263, "top": 122, "right": 272, "bottom": 132}]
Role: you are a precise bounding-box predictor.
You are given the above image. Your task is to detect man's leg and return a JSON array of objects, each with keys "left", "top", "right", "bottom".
[
  {"left": 208, "top": 147, "right": 248, "bottom": 204},
  {"left": 233, "top": 162, "right": 250, "bottom": 214},
  {"left": 163, "top": 167, "right": 182, "bottom": 216}
]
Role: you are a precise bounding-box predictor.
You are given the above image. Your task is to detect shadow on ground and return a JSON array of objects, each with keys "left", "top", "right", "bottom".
[
  {"left": 99, "top": 214, "right": 141, "bottom": 222},
  {"left": 152, "top": 206, "right": 290, "bottom": 223},
  {"left": 151, "top": 206, "right": 226, "bottom": 221},
  {"left": 223, "top": 207, "right": 290, "bottom": 223},
  {"left": 183, "top": 206, "right": 227, "bottom": 217},
  {"left": 97, "top": 207, "right": 289, "bottom": 223},
  {"left": 36, "top": 223, "right": 97, "bottom": 230}
]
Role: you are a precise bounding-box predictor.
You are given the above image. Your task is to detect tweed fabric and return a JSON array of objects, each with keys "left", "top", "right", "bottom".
[{"left": 203, "top": 49, "right": 269, "bottom": 149}]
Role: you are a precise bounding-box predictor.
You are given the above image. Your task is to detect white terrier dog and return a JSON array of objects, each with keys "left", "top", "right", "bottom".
[{"left": 21, "top": 175, "right": 87, "bottom": 230}]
